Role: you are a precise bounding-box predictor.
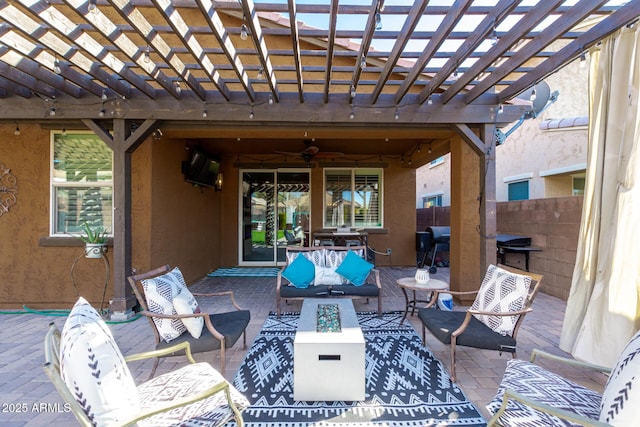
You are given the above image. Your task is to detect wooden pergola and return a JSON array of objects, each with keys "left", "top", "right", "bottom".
[{"left": 0, "top": 0, "right": 637, "bottom": 314}]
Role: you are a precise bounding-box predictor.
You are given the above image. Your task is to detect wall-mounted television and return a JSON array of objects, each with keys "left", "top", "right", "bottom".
[{"left": 182, "top": 148, "right": 221, "bottom": 188}]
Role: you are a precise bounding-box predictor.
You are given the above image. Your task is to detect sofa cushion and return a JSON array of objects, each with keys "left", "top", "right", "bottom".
[
  {"left": 60, "top": 297, "right": 141, "bottom": 425},
  {"left": 173, "top": 287, "right": 204, "bottom": 339},
  {"left": 335, "top": 250, "right": 374, "bottom": 286},
  {"left": 487, "top": 359, "right": 602, "bottom": 426},
  {"left": 600, "top": 330, "right": 640, "bottom": 425},
  {"left": 141, "top": 267, "right": 188, "bottom": 342},
  {"left": 282, "top": 254, "right": 315, "bottom": 288},
  {"left": 280, "top": 284, "right": 331, "bottom": 299},
  {"left": 470, "top": 264, "right": 532, "bottom": 336}
]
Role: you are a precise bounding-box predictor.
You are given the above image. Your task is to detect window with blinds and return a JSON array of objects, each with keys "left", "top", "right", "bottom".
[
  {"left": 51, "top": 132, "right": 113, "bottom": 236},
  {"left": 324, "top": 168, "right": 382, "bottom": 228}
]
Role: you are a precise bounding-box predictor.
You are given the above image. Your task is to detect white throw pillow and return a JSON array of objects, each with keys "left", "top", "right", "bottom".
[
  {"left": 173, "top": 287, "right": 204, "bottom": 339},
  {"left": 600, "top": 330, "right": 640, "bottom": 425},
  {"left": 141, "top": 267, "right": 187, "bottom": 342},
  {"left": 470, "top": 264, "right": 532, "bottom": 336},
  {"left": 60, "top": 297, "right": 140, "bottom": 425},
  {"left": 314, "top": 266, "right": 344, "bottom": 285}
]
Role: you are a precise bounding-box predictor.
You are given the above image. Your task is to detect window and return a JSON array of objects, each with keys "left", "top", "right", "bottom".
[
  {"left": 573, "top": 176, "right": 585, "bottom": 196},
  {"left": 429, "top": 156, "right": 445, "bottom": 167},
  {"left": 51, "top": 132, "right": 113, "bottom": 236},
  {"left": 508, "top": 181, "right": 529, "bottom": 201},
  {"left": 422, "top": 194, "right": 442, "bottom": 208},
  {"left": 324, "top": 168, "right": 382, "bottom": 228}
]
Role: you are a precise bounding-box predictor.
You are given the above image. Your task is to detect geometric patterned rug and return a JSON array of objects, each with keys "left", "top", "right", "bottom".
[
  {"left": 207, "top": 267, "right": 281, "bottom": 277},
  {"left": 230, "top": 311, "right": 486, "bottom": 426}
]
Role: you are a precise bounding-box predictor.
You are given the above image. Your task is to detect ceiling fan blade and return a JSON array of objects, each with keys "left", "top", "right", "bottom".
[{"left": 313, "top": 152, "right": 344, "bottom": 158}]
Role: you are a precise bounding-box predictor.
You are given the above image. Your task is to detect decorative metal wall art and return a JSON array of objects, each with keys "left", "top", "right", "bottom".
[{"left": 0, "top": 163, "right": 17, "bottom": 216}]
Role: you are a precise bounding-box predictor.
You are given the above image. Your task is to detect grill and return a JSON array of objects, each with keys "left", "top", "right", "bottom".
[
  {"left": 417, "top": 226, "right": 450, "bottom": 273},
  {"left": 496, "top": 234, "right": 539, "bottom": 271}
]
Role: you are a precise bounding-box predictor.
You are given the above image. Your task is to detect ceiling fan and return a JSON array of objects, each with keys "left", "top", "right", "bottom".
[{"left": 276, "top": 140, "right": 344, "bottom": 163}]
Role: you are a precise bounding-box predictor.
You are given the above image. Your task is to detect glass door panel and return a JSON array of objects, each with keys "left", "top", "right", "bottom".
[
  {"left": 276, "top": 171, "right": 310, "bottom": 263},
  {"left": 240, "top": 170, "right": 309, "bottom": 265}
]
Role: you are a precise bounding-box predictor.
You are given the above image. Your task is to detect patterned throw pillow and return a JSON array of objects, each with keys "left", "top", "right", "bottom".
[
  {"left": 487, "top": 359, "right": 602, "bottom": 426},
  {"left": 325, "top": 249, "right": 348, "bottom": 268},
  {"left": 60, "top": 297, "right": 141, "bottom": 425},
  {"left": 286, "top": 249, "right": 325, "bottom": 267},
  {"left": 470, "top": 264, "right": 532, "bottom": 336},
  {"left": 173, "top": 286, "right": 204, "bottom": 339},
  {"left": 600, "top": 330, "right": 640, "bottom": 425},
  {"left": 141, "top": 267, "right": 187, "bottom": 342}
]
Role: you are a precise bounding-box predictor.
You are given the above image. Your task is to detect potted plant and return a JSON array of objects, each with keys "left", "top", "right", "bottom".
[{"left": 78, "top": 222, "right": 109, "bottom": 258}]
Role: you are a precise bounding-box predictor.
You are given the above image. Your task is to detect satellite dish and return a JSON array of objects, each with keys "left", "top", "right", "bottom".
[{"left": 516, "top": 80, "right": 551, "bottom": 118}]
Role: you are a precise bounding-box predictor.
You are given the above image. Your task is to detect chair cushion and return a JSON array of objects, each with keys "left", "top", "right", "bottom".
[
  {"left": 137, "top": 362, "right": 249, "bottom": 427},
  {"left": 487, "top": 359, "right": 602, "bottom": 426},
  {"left": 282, "top": 254, "right": 316, "bottom": 288},
  {"left": 470, "top": 264, "right": 532, "bottom": 336},
  {"left": 60, "top": 297, "right": 141, "bottom": 425},
  {"left": 600, "top": 330, "right": 640, "bottom": 425},
  {"left": 155, "top": 310, "right": 251, "bottom": 354},
  {"left": 173, "top": 287, "right": 204, "bottom": 339},
  {"left": 141, "top": 267, "right": 188, "bottom": 342},
  {"left": 335, "top": 250, "right": 374, "bottom": 286},
  {"left": 418, "top": 308, "right": 517, "bottom": 352}
]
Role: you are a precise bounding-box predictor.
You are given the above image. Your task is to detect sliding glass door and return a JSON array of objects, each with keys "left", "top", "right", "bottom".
[{"left": 240, "top": 169, "right": 310, "bottom": 265}]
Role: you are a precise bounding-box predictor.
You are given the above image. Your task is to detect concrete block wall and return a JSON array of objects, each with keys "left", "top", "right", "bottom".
[{"left": 417, "top": 196, "right": 583, "bottom": 300}]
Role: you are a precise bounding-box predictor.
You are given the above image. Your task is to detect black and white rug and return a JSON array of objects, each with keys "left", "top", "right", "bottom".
[{"left": 231, "top": 311, "right": 485, "bottom": 426}]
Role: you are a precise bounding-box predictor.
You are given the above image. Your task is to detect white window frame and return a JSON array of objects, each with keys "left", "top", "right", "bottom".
[
  {"left": 323, "top": 168, "right": 383, "bottom": 229},
  {"left": 50, "top": 131, "right": 114, "bottom": 237}
]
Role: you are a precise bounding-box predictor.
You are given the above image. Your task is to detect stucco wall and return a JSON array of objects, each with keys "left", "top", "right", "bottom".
[
  {"left": 417, "top": 195, "right": 583, "bottom": 300},
  {"left": 0, "top": 124, "right": 115, "bottom": 309}
]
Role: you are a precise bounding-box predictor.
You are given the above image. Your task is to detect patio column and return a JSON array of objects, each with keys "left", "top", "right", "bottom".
[
  {"left": 449, "top": 123, "right": 497, "bottom": 303},
  {"left": 83, "top": 118, "right": 159, "bottom": 319}
]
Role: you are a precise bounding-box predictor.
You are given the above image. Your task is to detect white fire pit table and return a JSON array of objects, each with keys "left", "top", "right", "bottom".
[{"left": 293, "top": 298, "right": 365, "bottom": 401}]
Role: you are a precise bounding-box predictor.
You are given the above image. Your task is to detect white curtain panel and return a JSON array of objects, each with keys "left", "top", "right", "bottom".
[{"left": 560, "top": 23, "right": 640, "bottom": 367}]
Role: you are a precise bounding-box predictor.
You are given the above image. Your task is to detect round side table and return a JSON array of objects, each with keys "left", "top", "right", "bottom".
[{"left": 396, "top": 277, "right": 449, "bottom": 324}]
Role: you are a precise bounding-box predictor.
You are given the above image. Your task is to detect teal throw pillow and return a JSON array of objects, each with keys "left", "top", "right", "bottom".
[
  {"left": 282, "top": 254, "right": 315, "bottom": 288},
  {"left": 335, "top": 250, "right": 374, "bottom": 286}
]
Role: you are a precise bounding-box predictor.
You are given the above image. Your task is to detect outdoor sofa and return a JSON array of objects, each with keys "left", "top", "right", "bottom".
[{"left": 276, "top": 245, "right": 382, "bottom": 317}]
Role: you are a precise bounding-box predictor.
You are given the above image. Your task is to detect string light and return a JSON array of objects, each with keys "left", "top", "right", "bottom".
[
  {"left": 257, "top": 68, "right": 264, "bottom": 80},
  {"left": 14, "top": 124, "right": 20, "bottom": 135},
  {"left": 53, "top": 57, "right": 61, "bottom": 74},
  {"left": 49, "top": 106, "right": 56, "bottom": 116},
  {"left": 101, "top": 89, "right": 107, "bottom": 101},
  {"left": 375, "top": 10, "right": 382, "bottom": 30},
  {"left": 88, "top": 0, "right": 97, "bottom": 13},
  {"left": 579, "top": 52, "right": 587, "bottom": 69},
  {"left": 491, "top": 29, "right": 498, "bottom": 46},
  {"left": 249, "top": 106, "right": 254, "bottom": 119},
  {"left": 99, "top": 106, "right": 106, "bottom": 117},
  {"left": 268, "top": 94, "right": 274, "bottom": 104},
  {"left": 530, "top": 87, "right": 537, "bottom": 102},
  {"left": 175, "top": 81, "right": 181, "bottom": 95},
  {"left": 394, "top": 109, "right": 399, "bottom": 120},
  {"left": 498, "top": 104, "right": 504, "bottom": 114},
  {"left": 144, "top": 45, "right": 150, "bottom": 63},
  {"left": 202, "top": 108, "right": 208, "bottom": 118},
  {"left": 240, "top": 15, "right": 248, "bottom": 40},
  {"left": 349, "top": 105, "right": 355, "bottom": 119}
]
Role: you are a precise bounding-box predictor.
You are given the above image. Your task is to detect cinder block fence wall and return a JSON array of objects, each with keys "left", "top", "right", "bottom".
[{"left": 417, "top": 196, "right": 583, "bottom": 300}]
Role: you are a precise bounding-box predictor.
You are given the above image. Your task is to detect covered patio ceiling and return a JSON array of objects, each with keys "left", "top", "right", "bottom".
[{"left": 0, "top": 0, "right": 638, "bottom": 157}]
